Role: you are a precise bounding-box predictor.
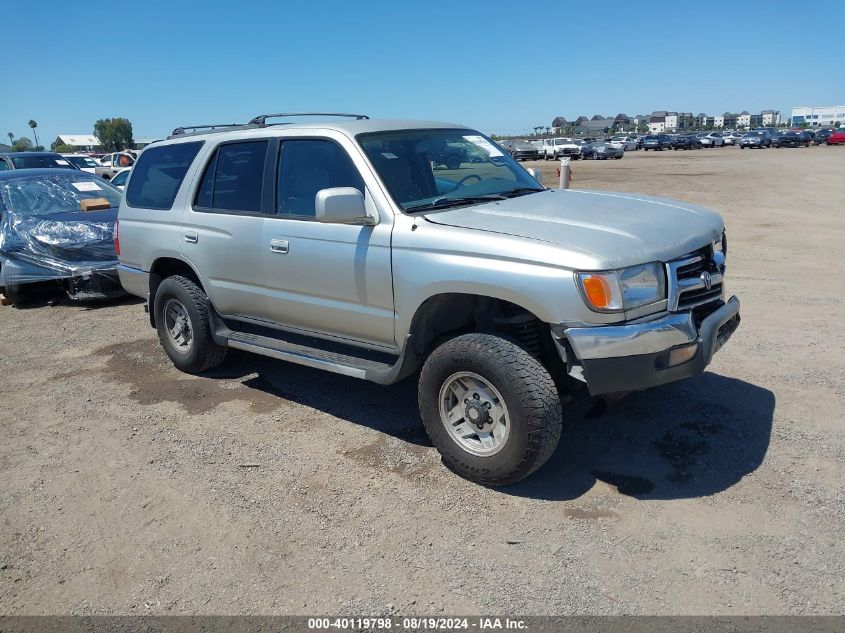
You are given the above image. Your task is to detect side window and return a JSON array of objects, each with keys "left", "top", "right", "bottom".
[
  {"left": 277, "top": 140, "right": 364, "bottom": 218},
  {"left": 194, "top": 141, "right": 268, "bottom": 213},
  {"left": 126, "top": 141, "right": 203, "bottom": 210}
]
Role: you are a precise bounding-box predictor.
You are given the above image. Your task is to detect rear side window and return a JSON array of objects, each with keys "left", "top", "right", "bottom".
[
  {"left": 126, "top": 141, "right": 202, "bottom": 210},
  {"left": 277, "top": 140, "right": 364, "bottom": 218},
  {"left": 194, "top": 141, "right": 268, "bottom": 213}
]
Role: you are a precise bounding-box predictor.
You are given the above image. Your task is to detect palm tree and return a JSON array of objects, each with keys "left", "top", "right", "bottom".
[
  {"left": 7, "top": 132, "right": 13, "bottom": 146},
  {"left": 28, "top": 120, "right": 39, "bottom": 147}
]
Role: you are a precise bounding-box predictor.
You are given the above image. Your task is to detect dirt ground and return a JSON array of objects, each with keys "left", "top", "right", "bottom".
[{"left": 1, "top": 145, "right": 843, "bottom": 616}]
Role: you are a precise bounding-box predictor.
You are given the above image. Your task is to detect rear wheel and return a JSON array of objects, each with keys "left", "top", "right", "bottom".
[
  {"left": 154, "top": 275, "right": 227, "bottom": 373},
  {"left": 418, "top": 333, "right": 563, "bottom": 486}
]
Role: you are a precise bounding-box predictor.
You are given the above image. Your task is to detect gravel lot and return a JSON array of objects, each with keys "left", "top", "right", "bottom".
[{"left": 1, "top": 145, "right": 843, "bottom": 615}]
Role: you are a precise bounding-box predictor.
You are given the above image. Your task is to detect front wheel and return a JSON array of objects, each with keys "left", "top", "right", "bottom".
[
  {"left": 154, "top": 275, "right": 228, "bottom": 373},
  {"left": 418, "top": 333, "right": 563, "bottom": 486}
]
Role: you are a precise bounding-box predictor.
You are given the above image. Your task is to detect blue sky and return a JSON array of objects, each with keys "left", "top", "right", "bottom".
[{"left": 2, "top": 0, "right": 841, "bottom": 145}]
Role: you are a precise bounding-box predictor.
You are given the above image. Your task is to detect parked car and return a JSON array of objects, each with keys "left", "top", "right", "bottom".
[
  {"left": 61, "top": 154, "right": 101, "bottom": 174},
  {"left": 0, "top": 169, "right": 124, "bottom": 306},
  {"left": 812, "top": 129, "right": 833, "bottom": 145},
  {"left": 109, "top": 168, "right": 131, "bottom": 190},
  {"left": 720, "top": 132, "right": 741, "bottom": 146},
  {"left": 543, "top": 137, "right": 581, "bottom": 160},
  {"left": 642, "top": 135, "right": 671, "bottom": 151},
  {"left": 0, "top": 152, "right": 80, "bottom": 171},
  {"left": 116, "top": 115, "right": 739, "bottom": 486},
  {"left": 774, "top": 131, "right": 812, "bottom": 148},
  {"left": 826, "top": 129, "right": 845, "bottom": 145},
  {"left": 499, "top": 140, "right": 539, "bottom": 161},
  {"left": 672, "top": 135, "right": 703, "bottom": 150},
  {"left": 95, "top": 151, "right": 137, "bottom": 180},
  {"left": 739, "top": 131, "right": 772, "bottom": 149},
  {"left": 698, "top": 132, "right": 724, "bottom": 147},
  {"left": 610, "top": 136, "right": 638, "bottom": 151},
  {"left": 581, "top": 141, "right": 624, "bottom": 160},
  {"left": 428, "top": 143, "right": 469, "bottom": 170}
]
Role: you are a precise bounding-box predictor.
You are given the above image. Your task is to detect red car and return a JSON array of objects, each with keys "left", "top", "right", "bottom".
[{"left": 827, "top": 129, "right": 845, "bottom": 145}]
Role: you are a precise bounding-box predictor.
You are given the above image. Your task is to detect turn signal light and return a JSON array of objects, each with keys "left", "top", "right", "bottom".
[{"left": 582, "top": 276, "right": 611, "bottom": 309}]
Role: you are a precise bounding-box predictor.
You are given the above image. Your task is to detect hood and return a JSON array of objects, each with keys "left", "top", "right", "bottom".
[{"left": 423, "top": 189, "right": 724, "bottom": 269}]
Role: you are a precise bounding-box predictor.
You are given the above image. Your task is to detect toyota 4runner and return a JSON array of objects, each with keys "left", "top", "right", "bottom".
[{"left": 117, "top": 113, "right": 741, "bottom": 486}]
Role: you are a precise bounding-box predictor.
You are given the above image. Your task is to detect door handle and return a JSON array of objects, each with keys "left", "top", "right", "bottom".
[
  {"left": 184, "top": 232, "right": 198, "bottom": 244},
  {"left": 270, "top": 239, "right": 289, "bottom": 254}
]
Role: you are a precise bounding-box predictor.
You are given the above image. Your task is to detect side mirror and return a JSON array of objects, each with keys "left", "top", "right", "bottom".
[{"left": 315, "top": 187, "right": 376, "bottom": 225}]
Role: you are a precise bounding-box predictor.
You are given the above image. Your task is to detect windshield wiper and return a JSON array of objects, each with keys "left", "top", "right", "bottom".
[
  {"left": 406, "top": 194, "right": 507, "bottom": 213},
  {"left": 498, "top": 187, "right": 545, "bottom": 198}
]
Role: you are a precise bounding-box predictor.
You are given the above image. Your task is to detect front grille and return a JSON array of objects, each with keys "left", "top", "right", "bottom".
[{"left": 668, "top": 248, "right": 724, "bottom": 311}]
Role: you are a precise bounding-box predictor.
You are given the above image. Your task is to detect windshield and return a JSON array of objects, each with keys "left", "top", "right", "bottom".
[
  {"left": 357, "top": 128, "right": 543, "bottom": 212},
  {"left": 111, "top": 170, "right": 130, "bottom": 186},
  {"left": 64, "top": 155, "right": 100, "bottom": 169},
  {"left": 744, "top": 132, "right": 762, "bottom": 137},
  {"left": 11, "top": 154, "right": 77, "bottom": 170},
  {"left": 0, "top": 173, "right": 122, "bottom": 215},
  {"left": 645, "top": 135, "right": 658, "bottom": 140}
]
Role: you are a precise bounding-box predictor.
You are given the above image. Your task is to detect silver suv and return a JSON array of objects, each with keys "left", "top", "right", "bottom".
[{"left": 117, "top": 113, "right": 740, "bottom": 485}]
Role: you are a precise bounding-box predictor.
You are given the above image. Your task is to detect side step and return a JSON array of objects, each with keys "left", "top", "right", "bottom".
[{"left": 212, "top": 316, "right": 417, "bottom": 385}]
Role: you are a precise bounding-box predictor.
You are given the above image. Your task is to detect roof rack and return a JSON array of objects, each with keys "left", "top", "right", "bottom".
[
  {"left": 169, "top": 123, "right": 253, "bottom": 138},
  {"left": 248, "top": 112, "right": 369, "bottom": 125}
]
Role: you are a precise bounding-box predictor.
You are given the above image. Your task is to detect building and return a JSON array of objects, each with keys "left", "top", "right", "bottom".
[
  {"left": 761, "top": 110, "right": 781, "bottom": 126},
  {"left": 791, "top": 106, "right": 845, "bottom": 127},
  {"left": 52, "top": 134, "right": 102, "bottom": 151},
  {"left": 736, "top": 111, "right": 751, "bottom": 128},
  {"left": 573, "top": 118, "right": 617, "bottom": 135}
]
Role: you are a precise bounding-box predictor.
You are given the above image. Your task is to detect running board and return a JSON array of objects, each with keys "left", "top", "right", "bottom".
[{"left": 212, "top": 315, "right": 417, "bottom": 385}]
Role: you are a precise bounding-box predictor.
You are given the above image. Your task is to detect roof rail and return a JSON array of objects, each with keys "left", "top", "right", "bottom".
[
  {"left": 169, "top": 123, "right": 252, "bottom": 139},
  {"left": 248, "top": 112, "right": 370, "bottom": 125}
]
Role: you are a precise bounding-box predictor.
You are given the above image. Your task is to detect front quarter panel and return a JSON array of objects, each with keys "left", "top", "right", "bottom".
[{"left": 391, "top": 214, "right": 621, "bottom": 341}]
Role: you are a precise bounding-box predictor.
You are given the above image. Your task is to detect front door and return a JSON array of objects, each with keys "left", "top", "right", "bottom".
[{"left": 261, "top": 138, "right": 395, "bottom": 350}]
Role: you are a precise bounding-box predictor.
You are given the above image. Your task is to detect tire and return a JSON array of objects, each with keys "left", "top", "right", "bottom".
[
  {"left": 445, "top": 154, "right": 461, "bottom": 170},
  {"left": 154, "top": 275, "right": 227, "bottom": 373},
  {"left": 418, "top": 333, "right": 563, "bottom": 486},
  {"left": 1, "top": 280, "right": 30, "bottom": 307}
]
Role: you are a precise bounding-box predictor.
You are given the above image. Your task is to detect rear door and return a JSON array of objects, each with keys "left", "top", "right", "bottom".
[
  {"left": 179, "top": 139, "right": 273, "bottom": 320},
  {"left": 260, "top": 134, "right": 395, "bottom": 349}
]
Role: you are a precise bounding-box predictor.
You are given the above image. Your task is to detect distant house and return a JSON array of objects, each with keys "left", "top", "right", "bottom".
[
  {"left": 574, "top": 118, "right": 617, "bottom": 135},
  {"left": 133, "top": 138, "right": 158, "bottom": 150},
  {"left": 0, "top": 143, "right": 11, "bottom": 152},
  {"left": 648, "top": 115, "right": 666, "bottom": 134},
  {"left": 590, "top": 114, "right": 605, "bottom": 121},
  {"left": 574, "top": 116, "right": 589, "bottom": 126},
  {"left": 52, "top": 134, "right": 102, "bottom": 151}
]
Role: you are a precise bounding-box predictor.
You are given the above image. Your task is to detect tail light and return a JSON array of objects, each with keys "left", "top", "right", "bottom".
[{"left": 114, "top": 219, "right": 120, "bottom": 256}]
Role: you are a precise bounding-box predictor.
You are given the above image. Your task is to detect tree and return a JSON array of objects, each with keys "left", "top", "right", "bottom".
[
  {"left": 94, "top": 117, "right": 134, "bottom": 151},
  {"left": 6, "top": 132, "right": 13, "bottom": 146},
  {"left": 53, "top": 143, "right": 76, "bottom": 154},
  {"left": 28, "top": 120, "right": 39, "bottom": 147},
  {"left": 10, "top": 137, "right": 34, "bottom": 152}
]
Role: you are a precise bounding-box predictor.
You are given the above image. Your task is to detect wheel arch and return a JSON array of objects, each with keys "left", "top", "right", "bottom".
[{"left": 147, "top": 257, "right": 206, "bottom": 327}]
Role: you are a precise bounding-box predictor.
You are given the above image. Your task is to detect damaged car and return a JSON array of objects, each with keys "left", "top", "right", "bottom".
[{"left": 0, "top": 169, "right": 125, "bottom": 306}]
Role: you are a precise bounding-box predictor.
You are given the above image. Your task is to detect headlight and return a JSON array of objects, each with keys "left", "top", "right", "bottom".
[
  {"left": 576, "top": 262, "right": 666, "bottom": 313},
  {"left": 712, "top": 231, "right": 727, "bottom": 265}
]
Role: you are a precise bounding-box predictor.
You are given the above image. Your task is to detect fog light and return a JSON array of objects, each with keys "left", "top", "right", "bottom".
[{"left": 668, "top": 343, "right": 698, "bottom": 367}]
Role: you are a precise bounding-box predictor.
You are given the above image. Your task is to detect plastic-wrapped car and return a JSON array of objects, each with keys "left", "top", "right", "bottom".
[{"left": 0, "top": 168, "right": 125, "bottom": 306}]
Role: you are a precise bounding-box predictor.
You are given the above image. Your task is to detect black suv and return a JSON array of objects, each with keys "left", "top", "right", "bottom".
[
  {"left": 672, "top": 135, "right": 703, "bottom": 150},
  {"left": 775, "top": 131, "right": 812, "bottom": 148}
]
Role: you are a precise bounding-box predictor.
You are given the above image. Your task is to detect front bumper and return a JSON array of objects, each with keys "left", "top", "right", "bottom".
[{"left": 560, "top": 297, "right": 740, "bottom": 395}]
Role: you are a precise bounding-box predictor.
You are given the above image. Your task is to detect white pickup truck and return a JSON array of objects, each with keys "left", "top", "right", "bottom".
[
  {"left": 95, "top": 151, "right": 137, "bottom": 180},
  {"left": 543, "top": 137, "right": 582, "bottom": 160}
]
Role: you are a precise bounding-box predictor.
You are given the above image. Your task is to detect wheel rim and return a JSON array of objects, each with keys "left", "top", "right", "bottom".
[
  {"left": 163, "top": 298, "right": 193, "bottom": 352},
  {"left": 438, "top": 371, "right": 510, "bottom": 457}
]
